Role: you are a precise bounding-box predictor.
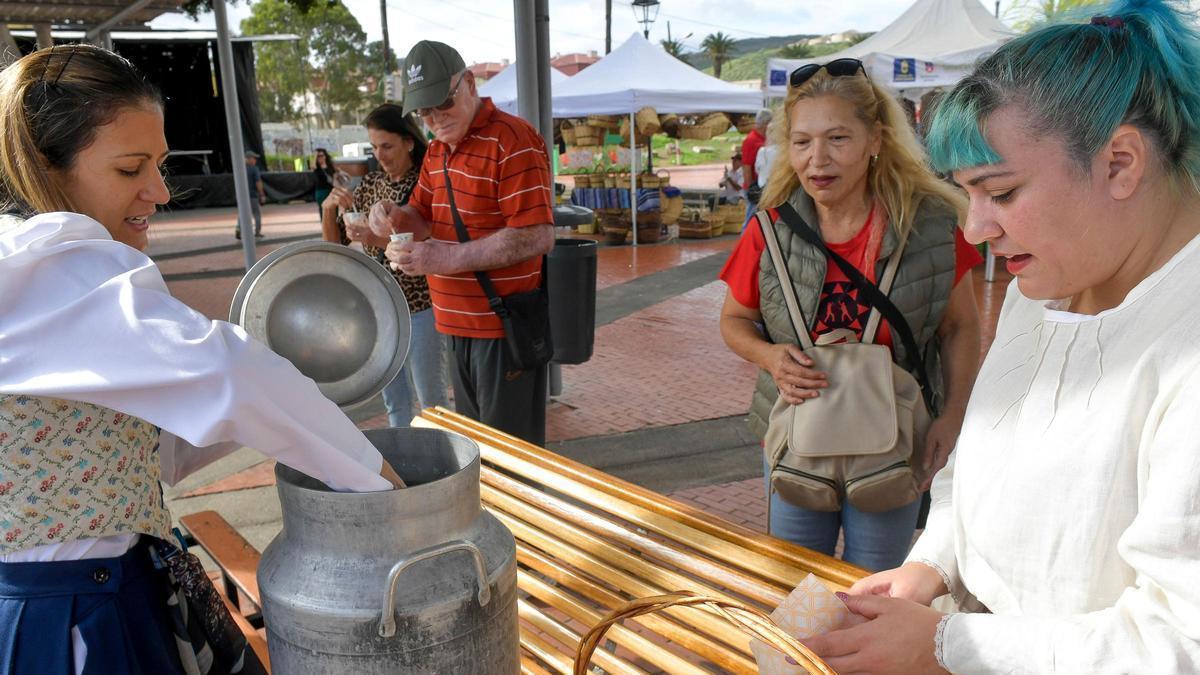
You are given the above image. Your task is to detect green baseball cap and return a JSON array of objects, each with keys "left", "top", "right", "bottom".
[{"left": 401, "top": 40, "right": 467, "bottom": 116}]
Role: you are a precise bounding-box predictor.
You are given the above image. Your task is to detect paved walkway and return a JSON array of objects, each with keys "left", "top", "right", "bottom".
[{"left": 153, "top": 198, "right": 1012, "bottom": 554}]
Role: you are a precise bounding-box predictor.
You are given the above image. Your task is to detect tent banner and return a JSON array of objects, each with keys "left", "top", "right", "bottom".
[{"left": 766, "top": 55, "right": 974, "bottom": 96}]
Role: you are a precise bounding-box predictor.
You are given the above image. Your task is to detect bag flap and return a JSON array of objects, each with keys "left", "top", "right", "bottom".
[{"left": 781, "top": 343, "right": 899, "bottom": 457}]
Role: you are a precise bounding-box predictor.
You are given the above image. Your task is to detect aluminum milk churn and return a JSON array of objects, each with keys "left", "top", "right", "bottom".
[{"left": 258, "top": 427, "right": 519, "bottom": 673}]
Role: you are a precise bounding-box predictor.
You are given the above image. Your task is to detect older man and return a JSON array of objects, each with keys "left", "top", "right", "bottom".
[
  {"left": 740, "top": 109, "right": 772, "bottom": 220},
  {"left": 372, "top": 40, "right": 554, "bottom": 445}
]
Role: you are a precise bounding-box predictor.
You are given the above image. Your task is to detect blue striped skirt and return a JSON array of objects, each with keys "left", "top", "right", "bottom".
[{"left": 0, "top": 540, "right": 184, "bottom": 675}]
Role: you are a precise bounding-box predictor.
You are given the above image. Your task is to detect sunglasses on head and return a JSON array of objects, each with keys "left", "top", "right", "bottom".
[
  {"left": 789, "top": 58, "right": 867, "bottom": 89},
  {"left": 417, "top": 71, "right": 466, "bottom": 117}
]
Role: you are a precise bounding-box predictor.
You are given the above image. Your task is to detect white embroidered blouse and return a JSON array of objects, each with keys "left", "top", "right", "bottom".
[{"left": 0, "top": 212, "right": 391, "bottom": 562}]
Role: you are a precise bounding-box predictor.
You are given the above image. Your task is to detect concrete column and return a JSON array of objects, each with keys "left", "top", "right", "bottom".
[
  {"left": 35, "top": 23, "right": 53, "bottom": 50},
  {"left": 0, "top": 25, "right": 20, "bottom": 65}
]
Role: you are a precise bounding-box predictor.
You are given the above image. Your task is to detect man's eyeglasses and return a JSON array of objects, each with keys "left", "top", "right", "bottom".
[
  {"left": 417, "top": 72, "right": 466, "bottom": 117},
  {"left": 789, "top": 58, "right": 867, "bottom": 89}
]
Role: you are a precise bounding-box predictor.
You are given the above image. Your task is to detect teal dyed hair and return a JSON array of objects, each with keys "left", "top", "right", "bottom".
[{"left": 927, "top": 0, "right": 1200, "bottom": 192}]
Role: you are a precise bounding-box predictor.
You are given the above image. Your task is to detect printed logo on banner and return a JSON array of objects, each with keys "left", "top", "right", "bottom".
[
  {"left": 769, "top": 69, "right": 788, "bottom": 87},
  {"left": 407, "top": 64, "right": 423, "bottom": 84},
  {"left": 893, "top": 58, "right": 916, "bottom": 83},
  {"left": 924, "top": 61, "right": 935, "bottom": 73}
]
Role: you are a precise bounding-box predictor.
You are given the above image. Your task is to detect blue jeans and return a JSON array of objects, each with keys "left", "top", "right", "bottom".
[
  {"left": 381, "top": 308, "right": 449, "bottom": 427},
  {"left": 743, "top": 199, "right": 759, "bottom": 231},
  {"left": 765, "top": 463, "right": 920, "bottom": 572}
]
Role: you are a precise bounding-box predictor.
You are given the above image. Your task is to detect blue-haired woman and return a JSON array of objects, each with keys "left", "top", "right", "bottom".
[{"left": 805, "top": 0, "right": 1200, "bottom": 672}]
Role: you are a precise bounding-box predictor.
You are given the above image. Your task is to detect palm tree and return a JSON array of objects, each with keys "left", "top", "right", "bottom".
[
  {"left": 701, "top": 32, "right": 737, "bottom": 79},
  {"left": 1007, "top": 0, "right": 1106, "bottom": 31},
  {"left": 661, "top": 37, "right": 686, "bottom": 59}
]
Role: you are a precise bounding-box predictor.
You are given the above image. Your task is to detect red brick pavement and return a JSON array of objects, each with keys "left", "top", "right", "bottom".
[{"left": 545, "top": 279, "right": 760, "bottom": 442}]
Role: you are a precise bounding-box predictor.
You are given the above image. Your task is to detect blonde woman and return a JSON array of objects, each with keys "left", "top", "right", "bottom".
[{"left": 718, "top": 58, "right": 982, "bottom": 571}]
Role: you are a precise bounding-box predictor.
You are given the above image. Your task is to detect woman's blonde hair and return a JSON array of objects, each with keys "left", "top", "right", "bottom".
[
  {"left": 759, "top": 68, "right": 965, "bottom": 235},
  {"left": 0, "top": 44, "right": 161, "bottom": 215}
]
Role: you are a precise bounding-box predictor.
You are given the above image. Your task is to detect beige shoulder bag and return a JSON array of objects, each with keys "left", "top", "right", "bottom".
[{"left": 759, "top": 210, "right": 930, "bottom": 513}]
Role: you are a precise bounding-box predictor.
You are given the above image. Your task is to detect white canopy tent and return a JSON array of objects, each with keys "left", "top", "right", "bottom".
[
  {"left": 765, "top": 0, "right": 1014, "bottom": 97},
  {"left": 552, "top": 32, "right": 762, "bottom": 117},
  {"left": 552, "top": 33, "right": 763, "bottom": 247},
  {"left": 478, "top": 63, "right": 569, "bottom": 115}
]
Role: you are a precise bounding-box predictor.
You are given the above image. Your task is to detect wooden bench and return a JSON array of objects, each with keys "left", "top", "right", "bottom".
[{"left": 181, "top": 408, "right": 866, "bottom": 674}]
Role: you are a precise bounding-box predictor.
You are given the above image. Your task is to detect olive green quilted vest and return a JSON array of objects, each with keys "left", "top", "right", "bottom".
[{"left": 746, "top": 188, "right": 958, "bottom": 439}]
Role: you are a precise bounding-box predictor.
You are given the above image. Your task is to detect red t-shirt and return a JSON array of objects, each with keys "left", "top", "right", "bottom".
[
  {"left": 410, "top": 97, "right": 554, "bottom": 338},
  {"left": 719, "top": 206, "right": 982, "bottom": 351},
  {"left": 741, "top": 129, "right": 767, "bottom": 184}
]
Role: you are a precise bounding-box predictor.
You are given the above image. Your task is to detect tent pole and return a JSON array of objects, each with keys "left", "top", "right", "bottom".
[
  {"left": 214, "top": 0, "right": 256, "bottom": 268},
  {"left": 630, "top": 110, "right": 637, "bottom": 247}
]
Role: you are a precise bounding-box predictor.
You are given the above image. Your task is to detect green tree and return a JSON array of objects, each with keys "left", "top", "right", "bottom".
[
  {"left": 241, "top": 0, "right": 371, "bottom": 124},
  {"left": 777, "top": 42, "right": 814, "bottom": 59},
  {"left": 1007, "top": 0, "right": 1106, "bottom": 31},
  {"left": 701, "top": 32, "right": 737, "bottom": 79},
  {"left": 660, "top": 37, "right": 686, "bottom": 59}
]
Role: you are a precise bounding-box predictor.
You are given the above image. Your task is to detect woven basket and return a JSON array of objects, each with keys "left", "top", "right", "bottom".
[
  {"left": 658, "top": 113, "right": 680, "bottom": 137},
  {"left": 561, "top": 120, "right": 578, "bottom": 145},
  {"left": 618, "top": 117, "right": 651, "bottom": 145},
  {"left": 678, "top": 222, "right": 714, "bottom": 238},
  {"left": 572, "top": 174, "right": 591, "bottom": 189},
  {"left": 602, "top": 225, "right": 630, "bottom": 245},
  {"left": 635, "top": 106, "right": 661, "bottom": 136},
  {"left": 699, "top": 112, "right": 732, "bottom": 135},
  {"left": 638, "top": 173, "right": 662, "bottom": 189},
  {"left": 586, "top": 114, "right": 620, "bottom": 129},
  {"left": 572, "top": 125, "right": 604, "bottom": 146},
  {"left": 574, "top": 591, "right": 836, "bottom": 675},
  {"left": 733, "top": 113, "right": 756, "bottom": 133},
  {"left": 660, "top": 193, "right": 684, "bottom": 225},
  {"left": 679, "top": 124, "right": 715, "bottom": 140}
]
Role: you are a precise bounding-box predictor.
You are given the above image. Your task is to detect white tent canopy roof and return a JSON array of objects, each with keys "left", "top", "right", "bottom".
[
  {"left": 478, "top": 63, "right": 569, "bottom": 115},
  {"left": 766, "top": 0, "right": 1014, "bottom": 94},
  {"left": 553, "top": 32, "right": 762, "bottom": 117}
]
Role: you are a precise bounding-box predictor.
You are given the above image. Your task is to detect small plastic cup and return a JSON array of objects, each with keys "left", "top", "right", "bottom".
[{"left": 389, "top": 232, "right": 414, "bottom": 245}]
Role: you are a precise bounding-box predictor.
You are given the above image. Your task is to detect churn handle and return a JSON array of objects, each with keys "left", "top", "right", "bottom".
[{"left": 378, "top": 539, "right": 492, "bottom": 638}]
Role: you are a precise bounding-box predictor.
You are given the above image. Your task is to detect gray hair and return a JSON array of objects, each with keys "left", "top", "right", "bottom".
[{"left": 755, "top": 109, "right": 773, "bottom": 125}]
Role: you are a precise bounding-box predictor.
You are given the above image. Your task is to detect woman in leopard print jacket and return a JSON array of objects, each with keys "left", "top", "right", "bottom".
[{"left": 321, "top": 104, "right": 449, "bottom": 426}]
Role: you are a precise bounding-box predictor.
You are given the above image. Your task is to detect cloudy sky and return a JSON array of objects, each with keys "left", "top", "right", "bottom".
[{"left": 150, "top": 0, "right": 1021, "bottom": 64}]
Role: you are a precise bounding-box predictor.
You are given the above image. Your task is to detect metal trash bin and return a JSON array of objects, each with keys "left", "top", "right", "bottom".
[{"left": 547, "top": 238, "right": 597, "bottom": 365}]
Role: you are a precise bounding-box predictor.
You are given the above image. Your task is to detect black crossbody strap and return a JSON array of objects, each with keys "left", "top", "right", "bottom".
[
  {"left": 441, "top": 152, "right": 546, "bottom": 317},
  {"left": 775, "top": 202, "right": 933, "bottom": 405}
]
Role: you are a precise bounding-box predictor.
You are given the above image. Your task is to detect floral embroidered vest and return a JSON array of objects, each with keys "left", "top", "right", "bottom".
[{"left": 0, "top": 395, "right": 173, "bottom": 554}]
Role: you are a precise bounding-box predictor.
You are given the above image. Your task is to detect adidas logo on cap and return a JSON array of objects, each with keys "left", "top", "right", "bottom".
[{"left": 407, "top": 63, "right": 423, "bottom": 84}]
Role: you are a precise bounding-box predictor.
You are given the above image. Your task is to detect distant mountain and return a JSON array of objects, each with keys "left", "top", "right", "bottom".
[
  {"left": 682, "top": 34, "right": 815, "bottom": 71},
  {"left": 688, "top": 41, "right": 860, "bottom": 81}
]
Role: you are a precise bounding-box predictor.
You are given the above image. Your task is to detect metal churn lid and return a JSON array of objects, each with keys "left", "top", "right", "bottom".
[{"left": 229, "top": 241, "right": 411, "bottom": 409}]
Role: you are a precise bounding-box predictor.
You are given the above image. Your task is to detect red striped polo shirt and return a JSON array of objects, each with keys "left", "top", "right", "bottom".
[{"left": 410, "top": 97, "right": 554, "bottom": 338}]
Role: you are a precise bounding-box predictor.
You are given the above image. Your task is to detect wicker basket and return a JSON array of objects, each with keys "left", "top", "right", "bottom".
[
  {"left": 678, "top": 222, "right": 713, "bottom": 238},
  {"left": 658, "top": 113, "right": 681, "bottom": 138},
  {"left": 586, "top": 114, "right": 620, "bottom": 129},
  {"left": 679, "top": 124, "right": 715, "bottom": 140},
  {"left": 602, "top": 225, "right": 630, "bottom": 245},
  {"left": 618, "top": 117, "right": 651, "bottom": 145},
  {"left": 574, "top": 591, "right": 836, "bottom": 675},
  {"left": 733, "top": 113, "right": 756, "bottom": 133},
  {"left": 572, "top": 125, "right": 604, "bottom": 146},
  {"left": 635, "top": 106, "right": 661, "bottom": 136},
  {"left": 561, "top": 120, "right": 578, "bottom": 145},
  {"left": 638, "top": 173, "right": 661, "bottom": 189},
  {"left": 572, "top": 174, "right": 591, "bottom": 189},
  {"left": 660, "top": 192, "right": 684, "bottom": 225},
  {"left": 699, "top": 112, "right": 732, "bottom": 135}
]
